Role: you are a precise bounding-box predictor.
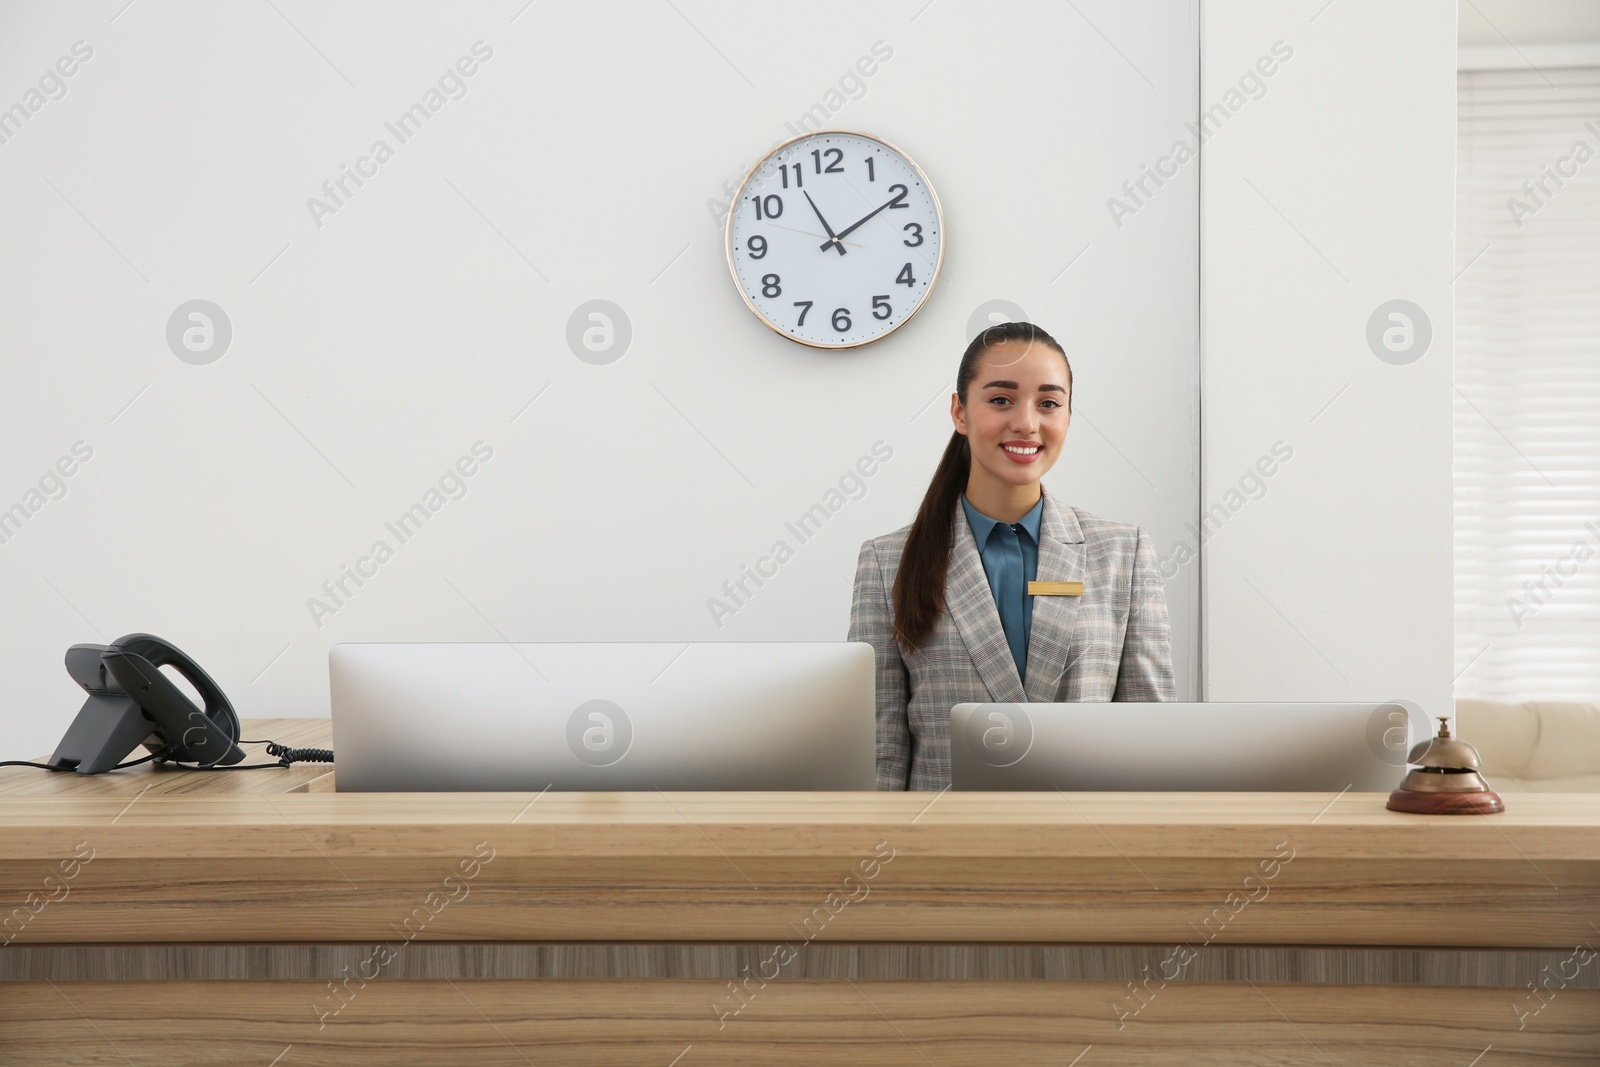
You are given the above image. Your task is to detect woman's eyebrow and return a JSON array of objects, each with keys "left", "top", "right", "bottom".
[{"left": 980, "top": 379, "right": 1067, "bottom": 392}]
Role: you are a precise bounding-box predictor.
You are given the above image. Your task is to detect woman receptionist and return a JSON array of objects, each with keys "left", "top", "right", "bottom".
[{"left": 848, "top": 321, "right": 1176, "bottom": 791}]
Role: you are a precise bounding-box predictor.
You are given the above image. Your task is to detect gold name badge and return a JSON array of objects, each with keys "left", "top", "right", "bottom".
[{"left": 1028, "top": 581, "right": 1083, "bottom": 597}]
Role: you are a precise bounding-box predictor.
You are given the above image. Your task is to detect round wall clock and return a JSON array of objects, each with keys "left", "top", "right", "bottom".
[{"left": 725, "top": 130, "right": 944, "bottom": 349}]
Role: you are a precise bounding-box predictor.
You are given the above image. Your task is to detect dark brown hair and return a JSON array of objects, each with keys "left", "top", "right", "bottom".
[{"left": 890, "top": 321, "right": 1072, "bottom": 653}]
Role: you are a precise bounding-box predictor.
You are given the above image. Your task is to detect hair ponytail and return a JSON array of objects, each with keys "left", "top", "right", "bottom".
[{"left": 891, "top": 321, "right": 1071, "bottom": 653}]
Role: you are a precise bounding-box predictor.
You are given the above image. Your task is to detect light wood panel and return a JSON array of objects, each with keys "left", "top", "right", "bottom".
[
  {"left": 3, "top": 980, "right": 1596, "bottom": 1066},
  {"left": 6, "top": 719, "right": 1599, "bottom": 1062},
  {"left": 3, "top": 853, "right": 1595, "bottom": 948}
]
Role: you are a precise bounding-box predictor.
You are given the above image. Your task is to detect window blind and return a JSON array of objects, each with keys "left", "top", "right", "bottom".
[{"left": 1455, "top": 66, "right": 1600, "bottom": 702}]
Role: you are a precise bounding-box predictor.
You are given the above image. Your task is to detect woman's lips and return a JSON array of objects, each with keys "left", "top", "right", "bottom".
[{"left": 1001, "top": 443, "right": 1041, "bottom": 464}]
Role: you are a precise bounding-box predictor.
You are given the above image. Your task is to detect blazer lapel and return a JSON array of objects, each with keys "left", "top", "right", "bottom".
[
  {"left": 1022, "top": 487, "right": 1086, "bottom": 703},
  {"left": 945, "top": 501, "right": 1027, "bottom": 703}
]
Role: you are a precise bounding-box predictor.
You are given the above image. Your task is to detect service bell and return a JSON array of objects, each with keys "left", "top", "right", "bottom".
[{"left": 1386, "top": 716, "right": 1505, "bottom": 815}]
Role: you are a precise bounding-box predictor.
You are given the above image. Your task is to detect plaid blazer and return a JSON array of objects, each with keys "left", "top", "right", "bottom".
[{"left": 848, "top": 484, "right": 1176, "bottom": 790}]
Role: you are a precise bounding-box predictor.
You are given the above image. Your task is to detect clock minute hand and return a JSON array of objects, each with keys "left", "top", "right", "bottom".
[
  {"left": 802, "top": 191, "right": 848, "bottom": 256},
  {"left": 829, "top": 196, "right": 898, "bottom": 245}
]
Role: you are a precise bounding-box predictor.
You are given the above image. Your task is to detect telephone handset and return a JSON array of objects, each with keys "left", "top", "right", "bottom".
[{"left": 49, "top": 633, "right": 247, "bottom": 774}]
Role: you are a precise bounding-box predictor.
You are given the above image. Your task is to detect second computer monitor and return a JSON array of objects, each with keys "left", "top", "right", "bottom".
[{"left": 949, "top": 701, "right": 1428, "bottom": 791}]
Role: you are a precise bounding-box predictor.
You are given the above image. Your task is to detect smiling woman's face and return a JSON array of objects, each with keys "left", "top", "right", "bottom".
[{"left": 950, "top": 338, "right": 1072, "bottom": 493}]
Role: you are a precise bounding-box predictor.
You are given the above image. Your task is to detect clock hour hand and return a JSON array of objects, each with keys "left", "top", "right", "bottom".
[
  {"left": 762, "top": 222, "right": 863, "bottom": 248},
  {"left": 803, "top": 191, "right": 848, "bottom": 256},
  {"left": 830, "top": 195, "right": 899, "bottom": 245}
]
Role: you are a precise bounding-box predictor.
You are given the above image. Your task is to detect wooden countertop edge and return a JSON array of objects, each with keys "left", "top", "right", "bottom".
[
  {"left": 1, "top": 807, "right": 1596, "bottom": 862},
  {"left": 2, "top": 790, "right": 1597, "bottom": 821}
]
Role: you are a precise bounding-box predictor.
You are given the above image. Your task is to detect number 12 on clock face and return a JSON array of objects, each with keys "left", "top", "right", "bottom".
[{"left": 726, "top": 130, "right": 944, "bottom": 350}]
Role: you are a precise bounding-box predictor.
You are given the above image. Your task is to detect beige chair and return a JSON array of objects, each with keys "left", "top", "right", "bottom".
[{"left": 1455, "top": 697, "right": 1600, "bottom": 792}]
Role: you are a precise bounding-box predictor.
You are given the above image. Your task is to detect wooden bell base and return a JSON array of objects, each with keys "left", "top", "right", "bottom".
[{"left": 1386, "top": 787, "right": 1505, "bottom": 815}]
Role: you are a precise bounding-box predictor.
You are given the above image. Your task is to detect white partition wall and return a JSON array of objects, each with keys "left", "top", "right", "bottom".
[
  {"left": 0, "top": 2, "right": 1201, "bottom": 760},
  {"left": 1198, "top": 0, "right": 1457, "bottom": 719}
]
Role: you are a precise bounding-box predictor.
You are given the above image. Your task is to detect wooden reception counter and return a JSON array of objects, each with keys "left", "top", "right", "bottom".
[{"left": 3, "top": 718, "right": 1598, "bottom": 1065}]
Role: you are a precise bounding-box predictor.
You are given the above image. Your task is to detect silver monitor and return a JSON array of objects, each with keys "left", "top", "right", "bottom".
[
  {"left": 330, "top": 641, "right": 875, "bottom": 791},
  {"left": 949, "top": 701, "right": 1429, "bottom": 792}
]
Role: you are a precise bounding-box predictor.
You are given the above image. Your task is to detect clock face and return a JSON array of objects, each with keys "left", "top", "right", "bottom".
[{"left": 726, "top": 130, "right": 943, "bottom": 349}]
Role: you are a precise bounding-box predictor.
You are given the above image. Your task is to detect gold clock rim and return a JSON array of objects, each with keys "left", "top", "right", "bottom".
[{"left": 723, "top": 127, "right": 946, "bottom": 351}]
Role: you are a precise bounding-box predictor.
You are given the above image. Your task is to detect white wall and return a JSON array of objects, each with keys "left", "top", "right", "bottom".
[
  {"left": 1199, "top": 0, "right": 1457, "bottom": 720},
  {"left": 0, "top": 1, "right": 1200, "bottom": 762}
]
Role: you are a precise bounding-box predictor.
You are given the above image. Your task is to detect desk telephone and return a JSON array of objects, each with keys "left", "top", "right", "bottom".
[{"left": 34, "top": 633, "right": 330, "bottom": 775}]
